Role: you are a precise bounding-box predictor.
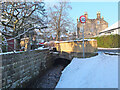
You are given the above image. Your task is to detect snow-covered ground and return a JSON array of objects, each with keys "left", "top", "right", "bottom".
[
  {"left": 98, "top": 47, "right": 120, "bottom": 50},
  {"left": 35, "top": 46, "right": 49, "bottom": 50},
  {"left": 56, "top": 53, "right": 118, "bottom": 88},
  {"left": 0, "top": 51, "right": 25, "bottom": 55}
]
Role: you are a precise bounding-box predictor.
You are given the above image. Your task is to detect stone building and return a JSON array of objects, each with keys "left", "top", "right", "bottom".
[{"left": 77, "top": 12, "right": 108, "bottom": 38}]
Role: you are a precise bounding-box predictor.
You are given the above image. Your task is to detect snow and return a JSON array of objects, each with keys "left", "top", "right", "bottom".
[
  {"left": 99, "top": 20, "right": 120, "bottom": 35},
  {"left": 0, "top": 51, "right": 24, "bottom": 55},
  {"left": 34, "top": 29, "right": 43, "bottom": 35},
  {"left": 0, "top": 47, "right": 49, "bottom": 55},
  {"left": 81, "top": 39, "right": 96, "bottom": 41},
  {"left": 52, "top": 52, "right": 59, "bottom": 54},
  {"left": 35, "top": 47, "right": 49, "bottom": 50},
  {"left": 60, "top": 34, "right": 68, "bottom": 37},
  {"left": 100, "top": 21, "right": 120, "bottom": 33},
  {"left": 56, "top": 53, "right": 118, "bottom": 88},
  {"left": 98, "top": 47, "right": 120, "bottom": 50},
  {"left": 54, "top": 39, "right": 96, "bottom": 43}
]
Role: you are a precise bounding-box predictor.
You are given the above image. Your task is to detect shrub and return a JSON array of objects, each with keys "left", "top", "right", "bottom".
[{"left": 91, "top": 34, "right": 120, "bottom": 48}]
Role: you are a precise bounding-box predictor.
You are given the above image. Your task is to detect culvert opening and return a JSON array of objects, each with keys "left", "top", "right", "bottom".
[{"left": 53, "top": 58, "right": 71, "bottom": 67}]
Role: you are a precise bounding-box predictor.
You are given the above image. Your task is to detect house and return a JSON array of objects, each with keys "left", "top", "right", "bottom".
[
  {"left": 20, "top": 28, "right": 45, "bottom": 50},
  {"left": 77, "top": 12, "right": 108, "bottom": 38},
  {"left": 99, "top": 21, "right": 120, "bottom": 36},
  {"left": 60, "top": 34, "right": 69, "bottom": 41}
]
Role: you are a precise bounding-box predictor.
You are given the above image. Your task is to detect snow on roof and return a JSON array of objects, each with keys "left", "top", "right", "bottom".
[
  {"left": 54, "top": 39, "right": 96, "bottom": 43},
  {"left": 56, "top": 53, "right": 118, "bottom": 88},
  {"left": 60, "top": 34, "right": 68, "bottom": 37},
  {"left": 21, "top": 37, "right": 29, "bottom": 40},
  {"left": 82, "top": 39, "right": 96, "bottom": 41},
  {"left": 100, "top": 21, "right": 120, "bottom": 33}
]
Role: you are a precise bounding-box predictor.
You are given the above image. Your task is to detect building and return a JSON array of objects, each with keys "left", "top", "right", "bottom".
[
  {"left": 20, "top": 29, "right": 42, "bottom": 51},
  {"left": 99, "top": 20, "right": 120, "bottom": 36},
  {"left": 77, "top": 12, "right": 108, "bottom": 38}
]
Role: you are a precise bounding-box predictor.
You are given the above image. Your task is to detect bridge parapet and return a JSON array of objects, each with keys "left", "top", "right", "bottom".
[{"left": 54, "top": 40, "right": 97, "bottom": 53}]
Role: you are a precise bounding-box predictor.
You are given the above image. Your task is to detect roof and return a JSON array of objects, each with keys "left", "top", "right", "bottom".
[{"left": 100, "top": 21, "right": 120, "bottom": 34}]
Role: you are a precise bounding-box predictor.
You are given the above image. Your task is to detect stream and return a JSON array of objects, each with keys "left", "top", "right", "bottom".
[{"left": 27, "top": 58, "right": 70, "bottom": 88}]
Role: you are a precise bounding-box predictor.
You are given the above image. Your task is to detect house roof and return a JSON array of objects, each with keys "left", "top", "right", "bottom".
[{"left": 99, "top": 21, "right": 120, "bottom": 34}]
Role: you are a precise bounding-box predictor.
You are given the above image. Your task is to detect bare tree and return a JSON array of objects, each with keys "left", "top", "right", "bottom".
[
  {"left": 0, "top": 2, "right": 47, "bottom": 51},
  {"left": 47, "top": 1, "right": 72, "bottom": 41}
]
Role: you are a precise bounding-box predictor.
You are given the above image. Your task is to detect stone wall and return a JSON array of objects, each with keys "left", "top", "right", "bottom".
[
  {"left": 54, "top": 40, "right": 97, "bottom": 53},
  {"left": 1, "top": 49, "right": 53, "bottom": 88}
]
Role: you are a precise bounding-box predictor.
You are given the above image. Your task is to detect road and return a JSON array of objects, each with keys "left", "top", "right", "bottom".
[{"left": 98, "top": 48, "right": 120, "bottom": 53}]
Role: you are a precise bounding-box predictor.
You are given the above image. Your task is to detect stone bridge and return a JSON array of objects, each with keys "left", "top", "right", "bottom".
[{"left": 51, "top": 51, "right": 97, "bottom": 61}]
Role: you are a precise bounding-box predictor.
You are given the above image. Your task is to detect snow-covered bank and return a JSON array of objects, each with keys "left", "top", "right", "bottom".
[
  {"left": 98, "top": 47, "right": 120, "bottom": 50},
  {"left": 56, "top": 53, "right": 118, "bottom": 88}
]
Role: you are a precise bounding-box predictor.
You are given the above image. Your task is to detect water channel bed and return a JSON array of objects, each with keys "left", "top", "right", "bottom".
[{"left": 28, "top": 65, "right": 65, "bottom": 88}]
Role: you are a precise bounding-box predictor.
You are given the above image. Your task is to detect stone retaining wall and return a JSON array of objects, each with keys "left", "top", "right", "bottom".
[{"left": 1, "top": 49, "right": 53, "bottom": 88}]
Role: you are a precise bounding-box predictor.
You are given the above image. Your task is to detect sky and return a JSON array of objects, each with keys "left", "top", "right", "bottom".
[
  {"left": 45, "top": 1, "right": 118, "bottom": 27},
  {"left": 69, "top": 2, "right": 118, "bottom": 27}
]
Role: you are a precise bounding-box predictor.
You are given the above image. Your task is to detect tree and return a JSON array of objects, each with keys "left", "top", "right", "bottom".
[
  {"left": 47, "top": 1, "right": 72, "bottom": 41},
  {"left": 0, "top": 2, "right": 47, "bottom": 51}
]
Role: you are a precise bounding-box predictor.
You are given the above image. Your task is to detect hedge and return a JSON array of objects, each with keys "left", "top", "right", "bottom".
[{"left": 91, "top": 34, "right": 120, "bottom": 48}]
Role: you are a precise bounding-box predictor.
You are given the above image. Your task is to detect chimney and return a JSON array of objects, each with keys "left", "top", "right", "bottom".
[
  {"left": 84, "top": 12, "right": 88, "bottom": 20},
  {"left": 97, "top": 11, "right": 101, "bottom": 19},
  {"left": 102, "top": 16, "right": 104, "bottom": 20},
  {"left": 77, "top": 17, "right": 78, "bottom": 23}
]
